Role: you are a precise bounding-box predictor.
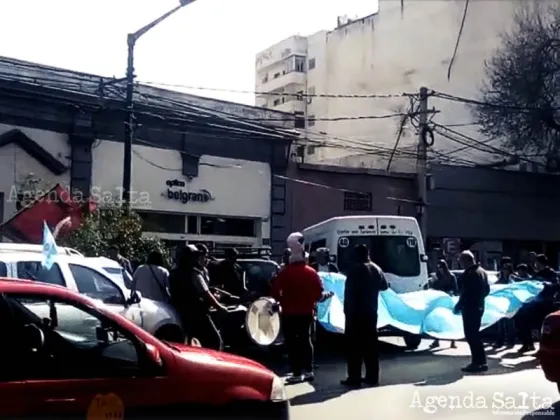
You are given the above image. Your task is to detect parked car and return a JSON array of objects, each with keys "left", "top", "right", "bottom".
[
  {"left": 0, "top": 251, "right": 183, "bottom": 342},
  {"left": 538, "top": 309, "right": 560, "bottom": 394},
  {"left": 0, "top": 279, "right": 289, "bottom": 418}
]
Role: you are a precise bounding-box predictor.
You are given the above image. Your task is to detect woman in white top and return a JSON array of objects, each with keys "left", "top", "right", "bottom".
[{"left": 132, "top": 251, "right": 170, "bottom": 303}]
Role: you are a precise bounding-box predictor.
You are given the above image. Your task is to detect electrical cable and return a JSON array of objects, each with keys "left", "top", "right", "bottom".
[
  {"left": 433, "top": 90, "right": 560, "bottom": 112},
  {"left": 138, "top": 80, "right": 415, "bottom": 99}
]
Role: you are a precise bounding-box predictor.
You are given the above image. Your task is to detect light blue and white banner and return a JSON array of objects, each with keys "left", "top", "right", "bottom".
[{"left": 316, "top": 273, "right": 544, "bottom": 339}]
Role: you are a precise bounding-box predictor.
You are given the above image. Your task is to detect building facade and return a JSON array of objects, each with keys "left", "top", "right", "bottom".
[
  {"left": 255, "top": 0, "right": 549, "bottom": 171},
  {"left": 285, "top": 163, "right": 417, "bottom": 232},
  {"left": 427, "top": 164, "right": 560, "bottom": 269},
  {"left": 0, "top": 57, "right": 296, "bottom": 255}
]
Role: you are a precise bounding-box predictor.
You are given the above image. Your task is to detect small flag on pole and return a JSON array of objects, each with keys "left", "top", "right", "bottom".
[{"left": 42, "top": 222, "right": 58, "bottom": 270}]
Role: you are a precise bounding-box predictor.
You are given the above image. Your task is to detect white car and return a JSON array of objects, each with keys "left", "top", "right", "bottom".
[{"left": 0, "top": 251, "right": 184, "bottom": 342}]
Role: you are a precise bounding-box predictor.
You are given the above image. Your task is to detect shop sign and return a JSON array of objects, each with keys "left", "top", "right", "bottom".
[{"left": 165, "top": 180, "right": 212, "bottom": 204}]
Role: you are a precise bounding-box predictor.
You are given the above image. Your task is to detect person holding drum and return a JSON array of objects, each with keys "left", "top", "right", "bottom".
[{"left": 170, "top": 245, "right": 227, "bottom": 350}]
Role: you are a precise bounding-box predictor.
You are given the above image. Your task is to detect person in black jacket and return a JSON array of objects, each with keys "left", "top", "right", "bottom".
[
  {"left": 517, "top": 254, "right": 558, "bottom": 353},
  {"left": 427, "top": 260, "right": 458, "bottom": 349},
  {"left": 169, "top": 245, "right": 227, "bottom": 348},
  {"left": 454, "top": 250, "right": 490, "bottom": 373},
  {"left": 341, "top": 244, "right": 388, "bottom": 387}
]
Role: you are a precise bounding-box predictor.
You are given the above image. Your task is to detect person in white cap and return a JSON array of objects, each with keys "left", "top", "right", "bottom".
[
  {"left": 271, "top": 232, "right": 331, "bottom": 384},
  {"left": 454, "top": 250, "right": 490, "bottom": 373}
]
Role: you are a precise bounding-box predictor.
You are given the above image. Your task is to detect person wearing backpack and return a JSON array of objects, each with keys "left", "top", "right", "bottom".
[
  {"left": 132, "top": 251, "right": 171, "bottom": 303},
  {"left": 454, "top": 250, "right": 490, "bottom": 373}
]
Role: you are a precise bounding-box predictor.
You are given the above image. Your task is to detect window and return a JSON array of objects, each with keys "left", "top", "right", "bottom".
[
  {"left": 16, "top": 262, "right": 66, "bottom": 287},
  {"left": 296, "top": 91, "right": 304, "bottom": 101},
  {"left": 0, "top": 262, "right": 6, "bottom": 277},
  {"left": 261, "top": 74, "right": 268, "bottom": 83},
  {"left": 9, "top": 294, "right": 140, "bottom": 380},
  {"left": 294, "top": 111, "right": 305, "bottom": 129},
  {"left": 310, "top": 239, "right": 327, "bottom": 253},
  {"left": 337, "top": 236, "right": 420, "bottom": 277},
  {"left": 273, "top": 98, "right": 281, "bottom": 106},
  {"left": 69, "top": 264, "right": 125, "bottom": 305},
  {"left": 308, "top": 58, "right": 316, "bottom": 70},
  {"left": 308, "top": 239, "right": 327, "bottom": 265},
  {"left": 307, "top": 145, "right": 317, "bottom": 155},
  {"left": 200, "top": 217, "right": 255, "bottom": 237},
  {"left": 343, "top": 192, "right": 372, "bottom": 211},
  {"left": 187, "top": 215, "right": 198, "bottom": 234},
  {"left": 307, "top": 115, "right": 316, "bottom": 127},
  {"left": 295, "top": 56, "right": 306, "bottom": 72},
  {"left": 137, "top": 211, "right": 185, "bottom": 234}
]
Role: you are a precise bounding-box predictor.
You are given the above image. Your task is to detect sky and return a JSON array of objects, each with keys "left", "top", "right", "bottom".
[{"left": 0, "top": 0, "right": 379, "bottom": 105}]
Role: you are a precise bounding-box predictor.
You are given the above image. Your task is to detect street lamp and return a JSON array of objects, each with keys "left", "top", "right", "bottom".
[{"left": 122, "top": 0, "right": 196, "bottom": 204}]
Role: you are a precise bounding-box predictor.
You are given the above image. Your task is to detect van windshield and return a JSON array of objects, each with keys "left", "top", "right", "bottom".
[{"left": 337, "top": 235, "right": 421, "bottom": 277}]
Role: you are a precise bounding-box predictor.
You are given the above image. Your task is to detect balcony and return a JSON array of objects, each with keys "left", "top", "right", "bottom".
[
  {"left": 264, "top": 71, "right": 306, "bottom": 92},
  {"left": 274, "top": 99, "right": 305, "bottom": 114}
]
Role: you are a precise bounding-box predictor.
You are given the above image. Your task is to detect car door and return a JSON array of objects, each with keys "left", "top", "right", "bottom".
[
  {"left": 5, "top": 293, "right": 173, "bottom": 418},
  {"left": 0, "top": 294, "right": 27, "bottom": 417},
  {"left": 66, "top": 263, "right": 144, "bottom": 328}
]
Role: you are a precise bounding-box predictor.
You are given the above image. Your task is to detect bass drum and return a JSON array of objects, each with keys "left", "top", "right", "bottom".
[{"left": 245, "top": 297, "right": 282, "bottom": 346}]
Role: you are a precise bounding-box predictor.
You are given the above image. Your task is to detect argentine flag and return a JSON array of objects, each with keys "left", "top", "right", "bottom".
[{"left": 42, "top": 222, "right": 58, "bottom": 270}]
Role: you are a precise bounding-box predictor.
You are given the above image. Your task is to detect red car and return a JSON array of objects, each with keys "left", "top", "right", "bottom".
[
  {"left": 0, "top": 279, "right": 289, "bottom": 418},
  {"left": 539, "top": 310, "right": 560, "bottom": 393}
]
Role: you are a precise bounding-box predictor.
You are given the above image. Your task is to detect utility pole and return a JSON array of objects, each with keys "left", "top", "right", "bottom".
[
  {"left": 122, "top": 0, "right": 196, "bottom": 204},
  {"left": 416, "top": 86, "right": 429, "bottom": 245}
]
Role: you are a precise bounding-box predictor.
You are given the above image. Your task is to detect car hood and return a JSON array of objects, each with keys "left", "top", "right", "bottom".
[{"left": 166, "top": 342, "right": 269, "bottom": 371}]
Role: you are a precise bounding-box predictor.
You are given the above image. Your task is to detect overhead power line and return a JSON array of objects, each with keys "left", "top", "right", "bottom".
[{"left": 139, "top": 80, "right": 414, "bottom": 99}]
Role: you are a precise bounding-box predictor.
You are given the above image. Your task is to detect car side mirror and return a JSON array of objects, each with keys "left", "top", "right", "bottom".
[
  {"left": 23, "top": 324, "right": 44, "bottom": 351},
  {"left": 420, "top": 254, "right": 429, "bottom": 263},
  {"left": 145, "top": 343, "right": 163, "bottom": 367}
]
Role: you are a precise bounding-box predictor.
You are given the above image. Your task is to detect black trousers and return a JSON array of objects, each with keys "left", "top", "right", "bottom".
[
  {"left": 185, "top": 312, "right": 223, "bottom": 351},
  {"left": 518, "top": 300, "right": 552, "bottom": 346},
  {"left": 462, "top": 308, "right": 486, "bottom": 366},
  {"left": 345, "top": 314, "right": 379, "bottom": 382},
  {"left": 282, "top": 314, "right": 314, "bottom": 375}
]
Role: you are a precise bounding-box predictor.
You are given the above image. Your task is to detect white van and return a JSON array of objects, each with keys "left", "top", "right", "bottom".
[{"left": 303, "top": 216, "right": 429, "bottom": 294}]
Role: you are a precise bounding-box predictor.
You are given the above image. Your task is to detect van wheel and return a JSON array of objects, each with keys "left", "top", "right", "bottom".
[
  {"left": 404, "top": 334, "right": 422, "bottom": 350},
  {"left": 154, "top": 325, "right": 183, "bottom": 343}
]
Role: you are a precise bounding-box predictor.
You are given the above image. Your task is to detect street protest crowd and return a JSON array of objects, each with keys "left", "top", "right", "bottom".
[{"left": 109, "top": 233, "right": 559, "bottom": 388}]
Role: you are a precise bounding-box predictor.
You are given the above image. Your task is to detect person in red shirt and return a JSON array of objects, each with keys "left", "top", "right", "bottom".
[{"left": 271, "top": 232, "right": 331, "bottom": 384}]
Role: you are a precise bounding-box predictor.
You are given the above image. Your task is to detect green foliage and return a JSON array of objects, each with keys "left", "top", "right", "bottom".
[{"left": 59, "top": 206, "right": 171, "bottom": 267}]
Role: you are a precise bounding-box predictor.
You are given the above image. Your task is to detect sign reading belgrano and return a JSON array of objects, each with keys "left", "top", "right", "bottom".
[
  {"left": 164, "top": 180, "right": 213, "bottom": 204},
  {"left": 410, "top": 391, "right": 554, "bottom": 416}
]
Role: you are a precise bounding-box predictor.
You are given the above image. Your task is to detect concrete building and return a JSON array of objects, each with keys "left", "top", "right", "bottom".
[
  {"left": 0, "top": 56, "right": 296, "bottom": 255},
  {"left": 255, "top": 0, "right": 547, "bottom": 172},
  {"left": 285, "top": 163, "right": 417, "bottom": 232}
]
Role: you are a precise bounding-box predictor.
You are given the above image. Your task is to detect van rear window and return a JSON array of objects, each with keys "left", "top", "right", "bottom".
[{"left": 0, "top": 262, "right": 6, "bottom": 277}]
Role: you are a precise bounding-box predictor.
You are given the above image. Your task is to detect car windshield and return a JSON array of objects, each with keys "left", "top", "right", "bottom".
[
  {"left": 237, "top": 261, "right": 278, "bottom": 295},
  {"left": 337, "top": 235, "right": 421, "bottom": 277}
]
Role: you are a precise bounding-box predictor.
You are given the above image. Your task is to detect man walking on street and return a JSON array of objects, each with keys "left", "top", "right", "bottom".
[
  {"left": 454, "top": 250, "right": 490, "bottom": 373},
  {"left": 341, "top": 244, "right": 388, "bottom": 387}
]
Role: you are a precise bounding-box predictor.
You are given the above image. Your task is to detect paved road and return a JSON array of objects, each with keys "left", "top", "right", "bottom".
[{"left": 284, "top": 338, "right": 558, "bottom": 419}]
